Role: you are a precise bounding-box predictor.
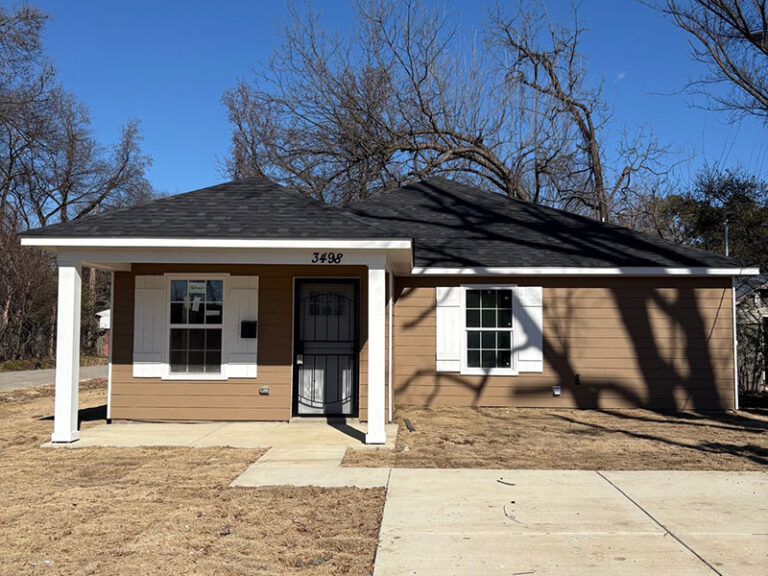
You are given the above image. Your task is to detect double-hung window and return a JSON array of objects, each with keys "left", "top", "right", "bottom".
[
  {"left": 435, "top": 284, "right": 542, "bottom": 376},
  {"left": 464, "top": 287, "right": 515, "bottom": 374},
  {"left": 169, "top": 279, "right": 224, "bottom": 374}
]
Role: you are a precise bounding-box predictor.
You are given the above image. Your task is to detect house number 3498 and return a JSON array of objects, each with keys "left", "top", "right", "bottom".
[{"left": 311, "top": 252, "right": 344, "bottom": 264}]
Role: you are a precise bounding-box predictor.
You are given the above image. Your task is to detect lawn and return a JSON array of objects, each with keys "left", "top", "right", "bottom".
[
  {"left": 0, "top": 382, "right": 384, "bottom": 576},
  {"left": 5, "top": 382, "right": 767, "bottom": 576},
  {"left": 344, "top": 405, "right": 768, "bottom": 470}
]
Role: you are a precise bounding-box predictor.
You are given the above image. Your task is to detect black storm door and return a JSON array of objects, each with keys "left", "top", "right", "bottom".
[{"left": 293, "top": 280, "right": 358, "bottom": 416}]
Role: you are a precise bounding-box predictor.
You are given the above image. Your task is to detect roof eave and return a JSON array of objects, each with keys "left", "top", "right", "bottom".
[
  {"left": 410, "top": 266, "right": 760, "bottom": 277},
  {"left": 20, "top": 237, "right": 413, "bottom": 250}
]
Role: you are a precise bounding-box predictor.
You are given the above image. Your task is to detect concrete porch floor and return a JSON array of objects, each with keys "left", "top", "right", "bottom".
[
  {"left": 42, "top": 419, "right": 398, "bottom": 489},
  {"left": 43, "top": 419, "right": 399, "bottom": 450}
]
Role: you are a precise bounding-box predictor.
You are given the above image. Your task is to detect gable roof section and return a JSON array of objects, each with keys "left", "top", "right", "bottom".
[
  {"left": 348, "top": 177, "right": 747, "bottom": 270},
  {"left": 22, "top": 177, "right": 394, "bottom": 240}
]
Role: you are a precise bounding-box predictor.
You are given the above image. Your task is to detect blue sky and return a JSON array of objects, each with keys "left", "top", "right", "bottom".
[{"left": 28, "top": 0, "right": 768, "bottom": 195}]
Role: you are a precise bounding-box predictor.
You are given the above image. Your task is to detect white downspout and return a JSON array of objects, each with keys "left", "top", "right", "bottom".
[
  {"left": 388, "top": 270, "right": 394, "bottom": 423},
  {"left": 732, "top": 277, "right": 739, "bottom": 411}
]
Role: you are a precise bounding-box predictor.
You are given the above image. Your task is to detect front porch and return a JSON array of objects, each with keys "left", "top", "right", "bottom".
[
  {"left": 33, "top": 240, "right": 412, "bottom": 447},
  {"left": 43, "top": 418, "right": 399, "bottom": 450}
]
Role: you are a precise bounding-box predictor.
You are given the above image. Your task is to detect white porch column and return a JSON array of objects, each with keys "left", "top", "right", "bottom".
[
  {"left": 51, "top": 260, "right": 82, "bottom": 443},
  {"left": 366, "top": 263, "right": 387, "bottom": 444}
]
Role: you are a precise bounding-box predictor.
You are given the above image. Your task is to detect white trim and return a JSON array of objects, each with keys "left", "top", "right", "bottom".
[
  {"left": 51, "top": 263, "right": 82, "bottom": 443},
  {"left": 732, "top": 277, "right": 740, "bottom": 411},
  {"left": 162, "top": 373, "right": 229, "bottom": 381},
  {"left": 388, "top": 270, "right": 394, "bottom": 423},
  {"left": 106, "top": 271, "right": 114, "bottom": 420},
  {"left": 366, "top": 265, "right": 387, "bottom": 444},
  {"left": 412, "top": 266, "right": 760, "bottom": 277},
  {"left": 460, "top": 284, "right": 518, "bottom": 377},
  {"left": 21, "top": 237, "right": 412, "bottom": 250}
]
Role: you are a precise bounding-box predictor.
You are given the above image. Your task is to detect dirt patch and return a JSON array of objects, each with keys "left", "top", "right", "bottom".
[
  {"left": 344, "top": 406, "right": 768, "bottom": 470},
  {"left": 0, "top": 382, "right": 384, "bottom": 576}
]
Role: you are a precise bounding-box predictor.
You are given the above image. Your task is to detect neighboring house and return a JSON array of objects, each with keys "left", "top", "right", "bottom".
[
  {"left": 20, "top": 177, "right": 759, "bottom": 444},
  {"left": 736, "top": 274, "right": 768, "bottom": 393},
  {"left": 96, "top": 309, "right": 111, "bottom": 357}
]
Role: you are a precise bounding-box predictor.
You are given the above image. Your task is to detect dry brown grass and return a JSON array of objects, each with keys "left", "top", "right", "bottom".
[
  {"left": 344, "top": 405, "right": 768, "bottom": 470},
  {"left": 0, "top": 382, "right": 384, "bottom": 576}
]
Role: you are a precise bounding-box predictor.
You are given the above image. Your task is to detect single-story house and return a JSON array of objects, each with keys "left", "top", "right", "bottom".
[{"left": 20, "top": 177, "right": 759, "bottom": 444}]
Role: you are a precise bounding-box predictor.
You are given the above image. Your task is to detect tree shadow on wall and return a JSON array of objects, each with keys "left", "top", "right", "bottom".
[{"left": 381, "top": 181, "right": 738, "bottom": 412}]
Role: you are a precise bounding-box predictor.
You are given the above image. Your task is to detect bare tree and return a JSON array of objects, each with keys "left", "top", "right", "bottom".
[
  {"left": 223, "top": 0, "right": 574, "bottom": 204},
  {"left": 490, "top": 3, "right": 671, "bottom": 222},
  {"left": 224, "top": 0, "right": 670, "bottom": 221},
  {"left": 0, "top": 5, "right": 153, "bottom": 362},
  {"left": 658, "top": 0, "right": 768, "bottom": 123}
]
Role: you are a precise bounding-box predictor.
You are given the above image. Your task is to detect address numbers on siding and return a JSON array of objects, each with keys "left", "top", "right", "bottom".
[{"left": 311, "top": 252, "right": 344, "bottom": 264}]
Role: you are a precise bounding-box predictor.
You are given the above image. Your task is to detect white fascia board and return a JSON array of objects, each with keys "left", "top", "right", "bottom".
[
  {"left": 20, "top": 237, "right": 413, "bottom": 250},
  {"left": 411, "top": 266, "right": 761, "bottom": 277}
]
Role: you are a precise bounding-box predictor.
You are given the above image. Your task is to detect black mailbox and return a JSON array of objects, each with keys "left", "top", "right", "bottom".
[{"left": 240, "top": 320, "right": 258, "bottom": 338}]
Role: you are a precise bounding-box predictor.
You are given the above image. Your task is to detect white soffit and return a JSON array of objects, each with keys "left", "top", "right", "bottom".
[
  {"left": 411, "top": 266, "right": 761, "bottom": 277},
  {"left": 20, "top": 237, "right": 413, "bottom": 250}
]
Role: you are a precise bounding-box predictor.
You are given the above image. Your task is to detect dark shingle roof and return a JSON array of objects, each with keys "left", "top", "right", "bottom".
[
  {"left": 23, "top": 177, "right": 393, "bottom": 240},
  {"left": 348, "top": 177, "right": 747, "bottom": 269},
  {"left": 22, "top": 175, "right": 749, "bottom": 270}
]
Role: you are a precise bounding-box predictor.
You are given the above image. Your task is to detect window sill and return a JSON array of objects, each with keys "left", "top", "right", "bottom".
[
  {"left": 162, "top": 373, "right": 228, "bottom": 381},
  {"left": 461, "top": 368, "right": 519, "bottom": 377}
]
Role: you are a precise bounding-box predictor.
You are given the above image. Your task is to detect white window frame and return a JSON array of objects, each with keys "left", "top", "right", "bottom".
[
  {"left": 162, "top": 273, "right": 230, "bottom": 381},
  {"left": 460, "top": 284, "right": 519, "bottom": 376}
]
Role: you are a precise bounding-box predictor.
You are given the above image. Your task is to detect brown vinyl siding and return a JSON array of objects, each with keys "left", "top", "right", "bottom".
[
  {"left": 110, "top": 264, "right": 372, "bottom": 421},
  {"left": 393, "top": 276, "right": 736, "bottom": 410},
  {"left": 111, "top": 267, "right": 736, "bottom": 419}
]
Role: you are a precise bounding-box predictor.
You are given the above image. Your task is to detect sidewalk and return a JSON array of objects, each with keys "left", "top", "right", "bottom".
[
  {"left": 0, "top": 365, "right": 107, "bottom": 392},
  {"left": 374, "top": 469, "right": 768, "bottom": 576}
]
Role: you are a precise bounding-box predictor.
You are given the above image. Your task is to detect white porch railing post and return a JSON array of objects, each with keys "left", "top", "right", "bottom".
[
  {"left": 366, "top": 263, "right": 387, "bottom": 444},
  {"left": 51, "top": 260, "right": 82, "bottom": 443}
]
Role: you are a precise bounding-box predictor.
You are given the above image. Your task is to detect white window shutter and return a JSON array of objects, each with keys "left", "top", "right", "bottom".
[
  {"left": 133, "top": 275, "right": 165, "bottom": 377},
  {"left": 436, "top": 286, "right": 462, "bottom": 372},
  {"left": 224, "top": 276, "right": 259, "bottom": 378},
  {"left": 515, "top": 286, "right": 543, "bottom": 373}
]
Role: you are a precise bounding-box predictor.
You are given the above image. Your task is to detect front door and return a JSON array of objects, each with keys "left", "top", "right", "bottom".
[{"left": 293, "top": 280, "right": 358, "bottom": 416}]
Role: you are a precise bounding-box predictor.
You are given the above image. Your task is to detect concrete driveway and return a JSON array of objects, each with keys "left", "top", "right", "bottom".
[
  {"left": 0, "top": 365, "right": 107, "bottom": 392},
  {"left": 374, "top": 469, "right": 768, "bottom": 576}
]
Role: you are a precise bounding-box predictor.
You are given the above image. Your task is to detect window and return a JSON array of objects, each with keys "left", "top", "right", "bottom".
[
  {"left": 169, "top": 279, "right": 223, "bottom": 374},
  {"left": 465, "top": 288, "right": 514, "bottom": 372},
  {"left": 309, "top": 290, "right": 345, "bottom": 316}
]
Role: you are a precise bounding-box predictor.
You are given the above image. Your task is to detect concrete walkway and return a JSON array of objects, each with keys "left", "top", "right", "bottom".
[
  {"left": 0, "top": 364, "right": 107, "bottom": 392},
  {"left": 231, "top": 447, "right": 391, "bottom": 489},
  {"left": 46, "top": 419, "right": 397, "bottom": 489},
  {"left": 374, "top": 469, "right": 768, "bottom": 576}
]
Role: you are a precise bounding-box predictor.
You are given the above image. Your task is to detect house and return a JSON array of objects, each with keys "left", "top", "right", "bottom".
[
  {"left": 20, "top": 177, "right": 759, "bottom": 444},
  {"left": 735, "top": 274, "right": 768, "bottom": 393},
  {"left": 96, "top": 309, "right": 111, "bottom": 356}
]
